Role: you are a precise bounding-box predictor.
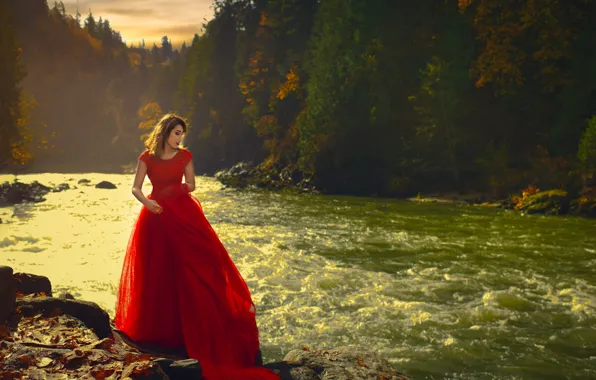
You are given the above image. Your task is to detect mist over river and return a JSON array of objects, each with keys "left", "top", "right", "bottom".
[{"left": 1, "top": 173, "right": 595, "bottom": 379}]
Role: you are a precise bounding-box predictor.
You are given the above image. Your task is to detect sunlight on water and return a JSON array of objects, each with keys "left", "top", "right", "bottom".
[{"left": 1, "top": 173, "right": 596, "bottom": 379}]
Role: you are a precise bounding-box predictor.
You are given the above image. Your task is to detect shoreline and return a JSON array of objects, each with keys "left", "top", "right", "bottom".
[
  {"left": 2, "top": 170, "right": 595, "bottom": 218},
  {"left": 404, "top": 192, "right": 504, "bottom": 208},
  {"left": 0, "top": 266, "right": 410, "bottom": 379}
]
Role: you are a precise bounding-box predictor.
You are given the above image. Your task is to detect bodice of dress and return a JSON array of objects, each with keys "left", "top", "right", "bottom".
[{"left": 139, "top": 149, "right": 192, "bottom": 198}]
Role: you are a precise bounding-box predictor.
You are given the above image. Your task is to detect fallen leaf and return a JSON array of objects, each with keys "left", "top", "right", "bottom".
[
  {"left": 16, "top": 353, "right": 34, "bottom": 366},
  {"left": 90, "top": 368, "right": 116, "bottom": 380},
  {"left": 36, "top": 357, "right": 53, "bottom": 368}
]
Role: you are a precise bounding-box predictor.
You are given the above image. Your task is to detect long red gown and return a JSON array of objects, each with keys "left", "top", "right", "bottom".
[{"left": 115, "top": 148, "right": 278, "bottom": 380}]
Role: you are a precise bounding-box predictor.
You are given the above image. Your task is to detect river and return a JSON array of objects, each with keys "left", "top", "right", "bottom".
[{"left": 1, "top": 173, "right": 595, "bottom": 379}]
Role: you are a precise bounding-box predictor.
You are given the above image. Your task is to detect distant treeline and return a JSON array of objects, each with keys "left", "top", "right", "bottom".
[{"left": 2, "top": 0, "right": 596, "bottom": 197}]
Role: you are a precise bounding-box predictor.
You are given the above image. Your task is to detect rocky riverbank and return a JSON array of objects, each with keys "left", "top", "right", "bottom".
[
  {"left": 215, "top": 163, "right": 596, "bottom": 218},
  {"left": 0, "top": 178, "right": 117, "bottom": 208},
  {"left": 4, "top": 172, "right": 595, "bottom": 219},
  {"left": 0, "top": 266, "right": 409, "bottom": 380},
  {"left": 408, "top": 188, "right": 596, "bottom": 217},
  {"left": 215, "top": 162, "right": 317, "bottom": 194}
]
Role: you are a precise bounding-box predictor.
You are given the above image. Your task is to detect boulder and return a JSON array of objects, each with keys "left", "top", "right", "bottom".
[
  {"left": 216, "top": 161, "right": 317, "bottom": 193},
  {"left": 0, "top": 266, "right": 16, "bottom": 323},
  {"left": 95, "top": 181, "right": 117, "bottom": 189},
  {"left": 517, "top": 189, "right": 571, "bottom": 215},
  {"left": 154, "top": 358, "right": 202, "bottom": 380},
  {"left": 52, "top": 183, "right": 70, "bottom": 192},
  {"left": 0, "top": 180, "right": 51, "bottom": 206},
  {"left": 16, "top": 296, "right": 111, "bottom": 339},
  {"left": 14, "top": 272, "right": 52, "bottom": 296}
]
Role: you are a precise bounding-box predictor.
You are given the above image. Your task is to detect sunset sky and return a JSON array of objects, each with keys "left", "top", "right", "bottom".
[{"left": 61, "top": 0, "right": 214, "bottom": 47}]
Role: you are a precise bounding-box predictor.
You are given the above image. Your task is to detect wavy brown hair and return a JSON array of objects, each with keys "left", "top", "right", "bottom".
[{"left": 143, "top": 113, "right": 188, "bottom": 156}]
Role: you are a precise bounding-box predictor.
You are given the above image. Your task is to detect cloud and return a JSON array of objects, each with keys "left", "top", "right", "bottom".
[
  {"left": 60, "top": 0, "right": 212, "bottom": 46},
  {"left": 102, "top": 8, "right": 156, "bottom": 17}
]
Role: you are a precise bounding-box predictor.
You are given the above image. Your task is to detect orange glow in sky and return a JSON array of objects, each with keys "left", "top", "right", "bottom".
[{"left": 61, "top": 0, "right": 213, "bottom": 47}]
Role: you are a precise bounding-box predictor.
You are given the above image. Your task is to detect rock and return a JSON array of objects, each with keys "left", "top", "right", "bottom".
[
  {"left": 77, "top": 179, "right": 91, "bottom": 184},
  {"left": 52, "top": 183, "right": 70, "bottom": 192},
  {"left": 113, "top": 329, "right": 188, "bottom": 358},
  {"left": 517, "top": 189, "right": 571, "bottom": 215},
  {"left": 264, "top": 361, "right": 308, "bottom": 380},
  {"left": 95, "top": 181, "right": 117, "bottom": 189},
  {"left": 154, "top": 358, "right": 202, "bottom": 380},
  {"left": 58, "top": 293, "right": 75, "bottom": 300},
  {"left": 570, "top": 191, "right": 596, "bottom": 217},
  {"left": 215, "top": 162, "right": 256, "bottom": 189},
  {"left": 0, "top": 180, "right": 52, "bottom": 206},
  {"left": 16, "top": 296, "right": 111, "bottom": 339},
  {"left": 0, "top": 266, "right": 16, "bottom": 323},
  {"left": 216, "top": 161, "right": 317, "bottom": 193},
  {"left": 13, "top": 272, "right": 52, "bottom": 296},
  {"left": 122, "top": 361, "right": 169, "bottom": 379},
  {"left": 274, "top": 346, "right": 409, "bottom": 380}
]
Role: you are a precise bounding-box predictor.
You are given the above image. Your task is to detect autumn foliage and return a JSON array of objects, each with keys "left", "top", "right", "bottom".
[{"left": 4, "top": 0, "right": 596, "bottom": 199}]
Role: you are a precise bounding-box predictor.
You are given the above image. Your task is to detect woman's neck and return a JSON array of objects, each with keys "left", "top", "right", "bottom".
[{"left": 161, "top": 146, "right": 178, "bottom": 155}]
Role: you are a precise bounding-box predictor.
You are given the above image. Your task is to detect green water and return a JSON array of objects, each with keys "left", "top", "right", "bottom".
[{"left": 1, "top": 173, "right": 595, "bottom": 379}]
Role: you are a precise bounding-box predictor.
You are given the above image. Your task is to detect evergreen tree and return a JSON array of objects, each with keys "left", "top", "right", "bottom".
[
  {"left": 161, "top": 36, "right": 173, "bottom": 60},
  {"left": 84, "top": 11, "right": 96, "bottom": 37}
]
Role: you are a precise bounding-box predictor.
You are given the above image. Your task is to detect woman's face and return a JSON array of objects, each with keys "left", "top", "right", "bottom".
[{"left": 166, "top": 124, "right": 184, "bottom": 150}]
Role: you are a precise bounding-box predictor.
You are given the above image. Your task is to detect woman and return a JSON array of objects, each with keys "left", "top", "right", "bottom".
[{"left": 115, "top": 113, "right": 279, "bottom": 379}]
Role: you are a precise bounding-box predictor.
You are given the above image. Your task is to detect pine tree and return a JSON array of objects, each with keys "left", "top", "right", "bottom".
[
  {"left": 84, "top": 11, "right": 96, "bottom": 37},
  {"left": 161, "top": 35, "right": 173, "bottom": 60}
]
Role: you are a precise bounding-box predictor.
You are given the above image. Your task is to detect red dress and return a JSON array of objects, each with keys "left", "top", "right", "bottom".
[{"left": 115, "top": 148, "right": 278, "bottom": 379}]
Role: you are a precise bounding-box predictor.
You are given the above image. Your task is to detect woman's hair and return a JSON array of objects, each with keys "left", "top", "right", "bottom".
[{"left": 143, "top": 113, "right": 188, "bottom": 155}]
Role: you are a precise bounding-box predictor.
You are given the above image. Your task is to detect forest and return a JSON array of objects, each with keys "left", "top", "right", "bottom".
[{"left": 2, "top": 0, "right": 596, "bottom": 199}]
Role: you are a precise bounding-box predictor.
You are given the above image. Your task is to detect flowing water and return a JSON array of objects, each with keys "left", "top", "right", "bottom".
[{"left": 1, "top": 173, "right": 595, "bottom": 379}]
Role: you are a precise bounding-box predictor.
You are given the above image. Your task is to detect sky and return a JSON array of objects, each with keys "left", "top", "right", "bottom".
[{"left": 61, "top": 0, "right": 214, "bottom": 47}]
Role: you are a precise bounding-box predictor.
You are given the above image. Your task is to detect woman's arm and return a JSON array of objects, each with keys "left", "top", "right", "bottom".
[
  {"left": 183, "top": 159, "right": 196, "bottom": 192},
  {"left": 131, "top": 159, "right": 151, "bottom": 205}
]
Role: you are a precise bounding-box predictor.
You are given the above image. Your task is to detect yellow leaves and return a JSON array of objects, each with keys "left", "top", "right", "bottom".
[
  {"left": 522, "top": 185, "right": 540, "bottom": 199},
  {"left": 463, "top": 0, "right": 578, "bottom": 93},
  {"left": 512, "top": 185, "right": 540, "bottom": 210},
  {"left": 259, "top": 11, "right": 269, "bottom": 27},
  {"left": 137, "top": 102, "right": 163, "bottom": 130},
  {"left": 276, "top": 66, "right": 300, "bottom": 100},
  {"left": 249, "top": 50, "right": 263, "bottom": 68},
  {"left": 127, "top": 52, "right": 142, "bottom": 67},
  {"left": 458, "top": 0, "right": 473, "bottom": 11}
]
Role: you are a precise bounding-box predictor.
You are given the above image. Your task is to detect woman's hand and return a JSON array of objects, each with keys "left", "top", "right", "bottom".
[{"left": 145, "top": 199, "right": 163, "bottom": 214}]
